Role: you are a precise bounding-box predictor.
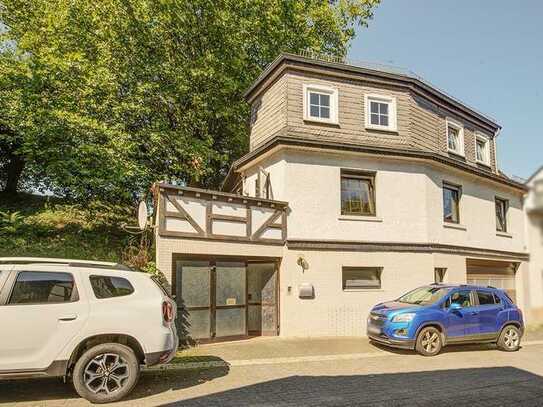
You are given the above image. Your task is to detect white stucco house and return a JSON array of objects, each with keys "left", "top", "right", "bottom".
[
  {"left": 524, "top": 166, "right": 543, "bottom": 321},
  {"left": 153, "top": 53, "right": 541, "bottom": 342}
]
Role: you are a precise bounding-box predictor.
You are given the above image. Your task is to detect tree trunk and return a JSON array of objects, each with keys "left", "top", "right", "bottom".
[{"left": 3, "top": 153, "right": 25, "bottom": 194}]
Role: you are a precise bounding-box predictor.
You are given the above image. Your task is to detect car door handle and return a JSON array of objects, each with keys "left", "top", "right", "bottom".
[
  {"left": 470, "top": 311, "right": 479, "bottom": 315},
  {"left": 59, "top": 315, "right": 78, "bottom": 321}
]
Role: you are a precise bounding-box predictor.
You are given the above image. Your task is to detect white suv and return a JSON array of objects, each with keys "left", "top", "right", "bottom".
[{"left": 0, "top": 258, "right": 178, "bottom": 404}]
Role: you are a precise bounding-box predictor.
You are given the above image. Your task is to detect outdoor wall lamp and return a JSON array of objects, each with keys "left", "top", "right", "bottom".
[{"left": 297, "top": 255, "right": 309, "bottom": 273}]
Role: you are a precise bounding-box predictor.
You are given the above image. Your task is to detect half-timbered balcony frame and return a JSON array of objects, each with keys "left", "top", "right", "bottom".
[{"left": 155, "top": 183, "right": 288, "bottom": 244}]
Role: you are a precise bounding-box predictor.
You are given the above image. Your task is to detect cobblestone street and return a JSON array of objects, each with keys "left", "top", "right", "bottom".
[{"left": 1, "top": 338, "right": 543, "bottom": 407}]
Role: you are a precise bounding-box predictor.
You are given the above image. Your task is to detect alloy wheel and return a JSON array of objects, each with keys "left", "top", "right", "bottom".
[
  {"left": 421, "top": 331, "right": 440, "bottom": 353},
  {"left": 503, "top": 328, "right": 520, "bottom": 349},
  {"left": 83, "top": 353, "right": 130, "bottom": 395}
]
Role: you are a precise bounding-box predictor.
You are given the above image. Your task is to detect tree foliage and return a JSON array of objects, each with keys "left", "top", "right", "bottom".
[{"left": 0, "top": 0, "right": 379, "bottom": 202}]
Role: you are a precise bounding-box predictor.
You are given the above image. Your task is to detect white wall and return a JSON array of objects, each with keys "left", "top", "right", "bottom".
[{"left": 243, "top": 148, "right": 526, "bottom": 254}]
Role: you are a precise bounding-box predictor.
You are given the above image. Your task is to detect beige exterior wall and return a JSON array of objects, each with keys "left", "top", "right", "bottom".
[
  {"left": 277, "top": 250, "right": 531, "bottom": 337},
  {"left": 244, "top": 148, "right": 525, "bottom": 254},
  {"left": 249, "top": 69, "right": 498, "bottom": 173}
]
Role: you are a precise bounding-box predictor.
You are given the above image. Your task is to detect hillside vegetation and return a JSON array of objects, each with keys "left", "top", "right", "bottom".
[{"left": 0, "top": 193, "right": 137, "bottom": 262}]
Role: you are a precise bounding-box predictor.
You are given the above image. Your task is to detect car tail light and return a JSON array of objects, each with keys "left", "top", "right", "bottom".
[{"left": 162, "top": 301, "right": 174, "bottom": 323}]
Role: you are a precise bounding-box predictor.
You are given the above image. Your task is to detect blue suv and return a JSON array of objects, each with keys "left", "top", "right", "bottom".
[{"left": 367, "top": 284, "right": 524, "bottom": 356}]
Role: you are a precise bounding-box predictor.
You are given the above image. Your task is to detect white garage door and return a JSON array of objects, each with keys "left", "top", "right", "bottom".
[{"left": 466, "top": 259, "right": 517, "bottom": 302}]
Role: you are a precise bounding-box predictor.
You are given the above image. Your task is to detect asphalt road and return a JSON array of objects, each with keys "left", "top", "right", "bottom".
[{"left": 1, "top": 342, "right": 543, "bottom": 407}]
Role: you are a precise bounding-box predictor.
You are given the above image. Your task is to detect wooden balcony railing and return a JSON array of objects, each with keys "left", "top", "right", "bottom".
[{"left": 156, "top": 183, "right": 288, "bottom": 244}]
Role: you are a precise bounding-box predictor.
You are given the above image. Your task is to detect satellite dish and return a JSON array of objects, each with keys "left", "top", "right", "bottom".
[{"left": 138, "top": 201, "right": 148, "bottom": 230}]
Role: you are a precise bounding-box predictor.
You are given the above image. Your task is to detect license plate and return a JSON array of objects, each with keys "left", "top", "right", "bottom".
[{"left": 368, "top": 325, "right": 381, "bottom": 335}]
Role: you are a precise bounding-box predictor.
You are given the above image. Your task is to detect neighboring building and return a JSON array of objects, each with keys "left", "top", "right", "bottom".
[
  {"left": 155, "top": 53, "right": 535, "bottom": 341},
  {"left": 524, "top": 167, "right": 543, "bottom": 321}
]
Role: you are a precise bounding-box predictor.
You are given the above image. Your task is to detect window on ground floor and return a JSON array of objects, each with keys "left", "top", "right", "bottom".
[
  {"left": 434, "top": 268, "right": 447, "bottom": 284},
  {"left": 342, "top": 267, "right": 382, "bottom": 290}
]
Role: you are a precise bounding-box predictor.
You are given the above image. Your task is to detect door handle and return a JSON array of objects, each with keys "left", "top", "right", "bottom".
[
  {"left": 59, "top": 315, "right": 78, "bottom": 322},
  {"left": 470, "top": 311, "right": 479, "bottom": 315}
]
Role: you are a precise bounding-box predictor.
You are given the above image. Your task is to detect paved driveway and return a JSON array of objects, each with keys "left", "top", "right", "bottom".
[{"left": 1, "top": 340, "right": 543, "bottom": 406}]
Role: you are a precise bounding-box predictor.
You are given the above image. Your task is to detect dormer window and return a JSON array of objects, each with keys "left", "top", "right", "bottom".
[
  {"left": 365, "top": 94, "right": 397, "bottom": 132},
  {"left": 303, "top": 84, "right": 338, "bottom": 124},
  {"left": 446, "top": 119, "right": 465, "bottom": 156},
  {"left": 475, "top": 133, "right": 491, "bottom": 166}
]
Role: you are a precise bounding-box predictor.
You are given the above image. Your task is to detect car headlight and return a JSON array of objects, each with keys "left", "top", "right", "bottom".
[{"left": 392, "top": 313, "right": 415, "bottom": 323}]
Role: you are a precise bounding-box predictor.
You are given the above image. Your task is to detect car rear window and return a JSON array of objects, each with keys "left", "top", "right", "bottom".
[
  {"left": 477, "top": 291, "right": 496, "bottom": 305},
  {"left": 9, "top": 271, "right": 77, "bottom": 304},
  {"left": 90, "top": 275, "right": 134, "bottom": 299}
]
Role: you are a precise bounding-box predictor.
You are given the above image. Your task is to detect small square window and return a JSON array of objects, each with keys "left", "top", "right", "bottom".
[
  {"left": 341, "top": 170, "right": 376, "bottom": 216},
  {"left": 303, "top": 84, "right": 338, "bottom": 124},
  {"left": 443, "top": 183, "right": 461, "bottom": 224},
  {"left": 434, "top": 268, "right": 447, "bottom": 284},
  {"left": 476, "top": 134, "right": 490, "bottom": 165},
  {"left": 495, "top": 198, "right": 508, "bottom": 232},
  {"left": 365, "top": 95, "right": 396, "bottom": 132},
  {"left": 446, "top": 120, "right": 464, "bottom": 156},
  {"left": 342, "top": 267, "right": 382, "bottom": 290}
]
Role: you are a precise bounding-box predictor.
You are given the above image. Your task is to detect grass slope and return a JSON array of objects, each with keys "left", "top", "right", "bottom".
[{"left": 0, "top": 192, "right": 134, "bottom": 261}]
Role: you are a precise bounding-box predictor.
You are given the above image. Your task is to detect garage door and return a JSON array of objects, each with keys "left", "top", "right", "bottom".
[{"left": 466, "top": 259, "right": 518, "bottom": 302}]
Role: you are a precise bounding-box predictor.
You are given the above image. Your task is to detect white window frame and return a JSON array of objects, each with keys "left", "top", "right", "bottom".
[
  {"left": 446, "top": 119, "right": 465, "bottom": 157},
  {"left": 475, "top": 132, "right": 491, "bottom": 166},
  {"left": 364, "top": 94, "right": 397, "bottom": 132},
  {"left": 303, "top": 84, "right": 339, "bottom": 125}
]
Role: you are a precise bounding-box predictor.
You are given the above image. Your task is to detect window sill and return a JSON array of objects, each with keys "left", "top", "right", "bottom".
[
  {"left": 339, "top": 215, "right": 383, "bottom": 222},
  {"left": 496, "top": 231, "right": 513, "bottom": 238},
  {"left": 365, "top": 124, "right": 398, "bottom": 133},
  {"left": 476, "top": 160, "right": 492, "bottom": 168},
  {"left": 447, "top": 149, "right": 466, "bottom": 158},
  {"left": 343, "top": 289, "right": 384, "bottom": 293},
  {"left": 443, "top": 222, "right": 467, "bottom": 231},
  {"left": 303, "top": 117, "right": 339, "bottom": 126}
]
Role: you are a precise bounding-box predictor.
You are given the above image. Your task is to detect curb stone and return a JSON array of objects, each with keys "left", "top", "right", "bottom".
[{"left": 145, "top": 340, "right": 543, "bottom": 372}]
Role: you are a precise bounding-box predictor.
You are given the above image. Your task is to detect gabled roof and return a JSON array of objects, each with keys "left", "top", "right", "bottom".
[{"left": 245, "top": 52, "right": 501, "bottom": 132}]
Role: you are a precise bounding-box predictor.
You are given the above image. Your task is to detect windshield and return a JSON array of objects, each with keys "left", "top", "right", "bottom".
[{"left": 397, "top": 286, "right": 450, "bottom": 305}]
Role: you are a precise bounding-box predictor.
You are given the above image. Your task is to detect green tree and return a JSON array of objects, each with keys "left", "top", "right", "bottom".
[{"left": 0, "top": 0, "right": 379, "bottom": 201}]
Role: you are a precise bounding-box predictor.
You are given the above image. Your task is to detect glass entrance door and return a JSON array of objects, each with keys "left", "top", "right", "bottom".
[
  {"left": 176, "top": 261, "right": 211, "bottom": 340},
  {"left": 176, "top": 260, "right": 248, "bottom": 340},
  {"left": 247, "top": 263, "right": 278, "bottom": 336},
  {"left": 215, "top": 262, "right": 247, "bottom": 337}
]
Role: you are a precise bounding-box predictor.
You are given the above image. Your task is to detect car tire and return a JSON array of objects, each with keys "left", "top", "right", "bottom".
[
  {"left": 497, "top": 325, "right": 521, "bottom": 352},
  {"left": 415, "top": 327, "right": 443, "bottom": 356},
  {"left": 72, "top": 343, "right": 140, "bottom": 404}
]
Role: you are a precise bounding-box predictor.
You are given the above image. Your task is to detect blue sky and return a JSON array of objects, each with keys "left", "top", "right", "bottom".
[{"left": 350, "top": 0, "right": 542, "bottom": 180}]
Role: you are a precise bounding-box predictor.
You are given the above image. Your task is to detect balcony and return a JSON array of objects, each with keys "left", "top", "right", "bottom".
[{"left": 155, "top": 183, "right": 288, "bottom": 244}]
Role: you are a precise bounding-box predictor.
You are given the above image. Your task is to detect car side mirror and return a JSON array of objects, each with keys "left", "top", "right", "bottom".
[{"left": 448, "top": 303, "right": 462, "bottom": 311}]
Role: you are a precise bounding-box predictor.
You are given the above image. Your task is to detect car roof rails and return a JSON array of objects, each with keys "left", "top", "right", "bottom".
[{"left": 0, "top": 257, "right": 133, "bottom": 271}]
